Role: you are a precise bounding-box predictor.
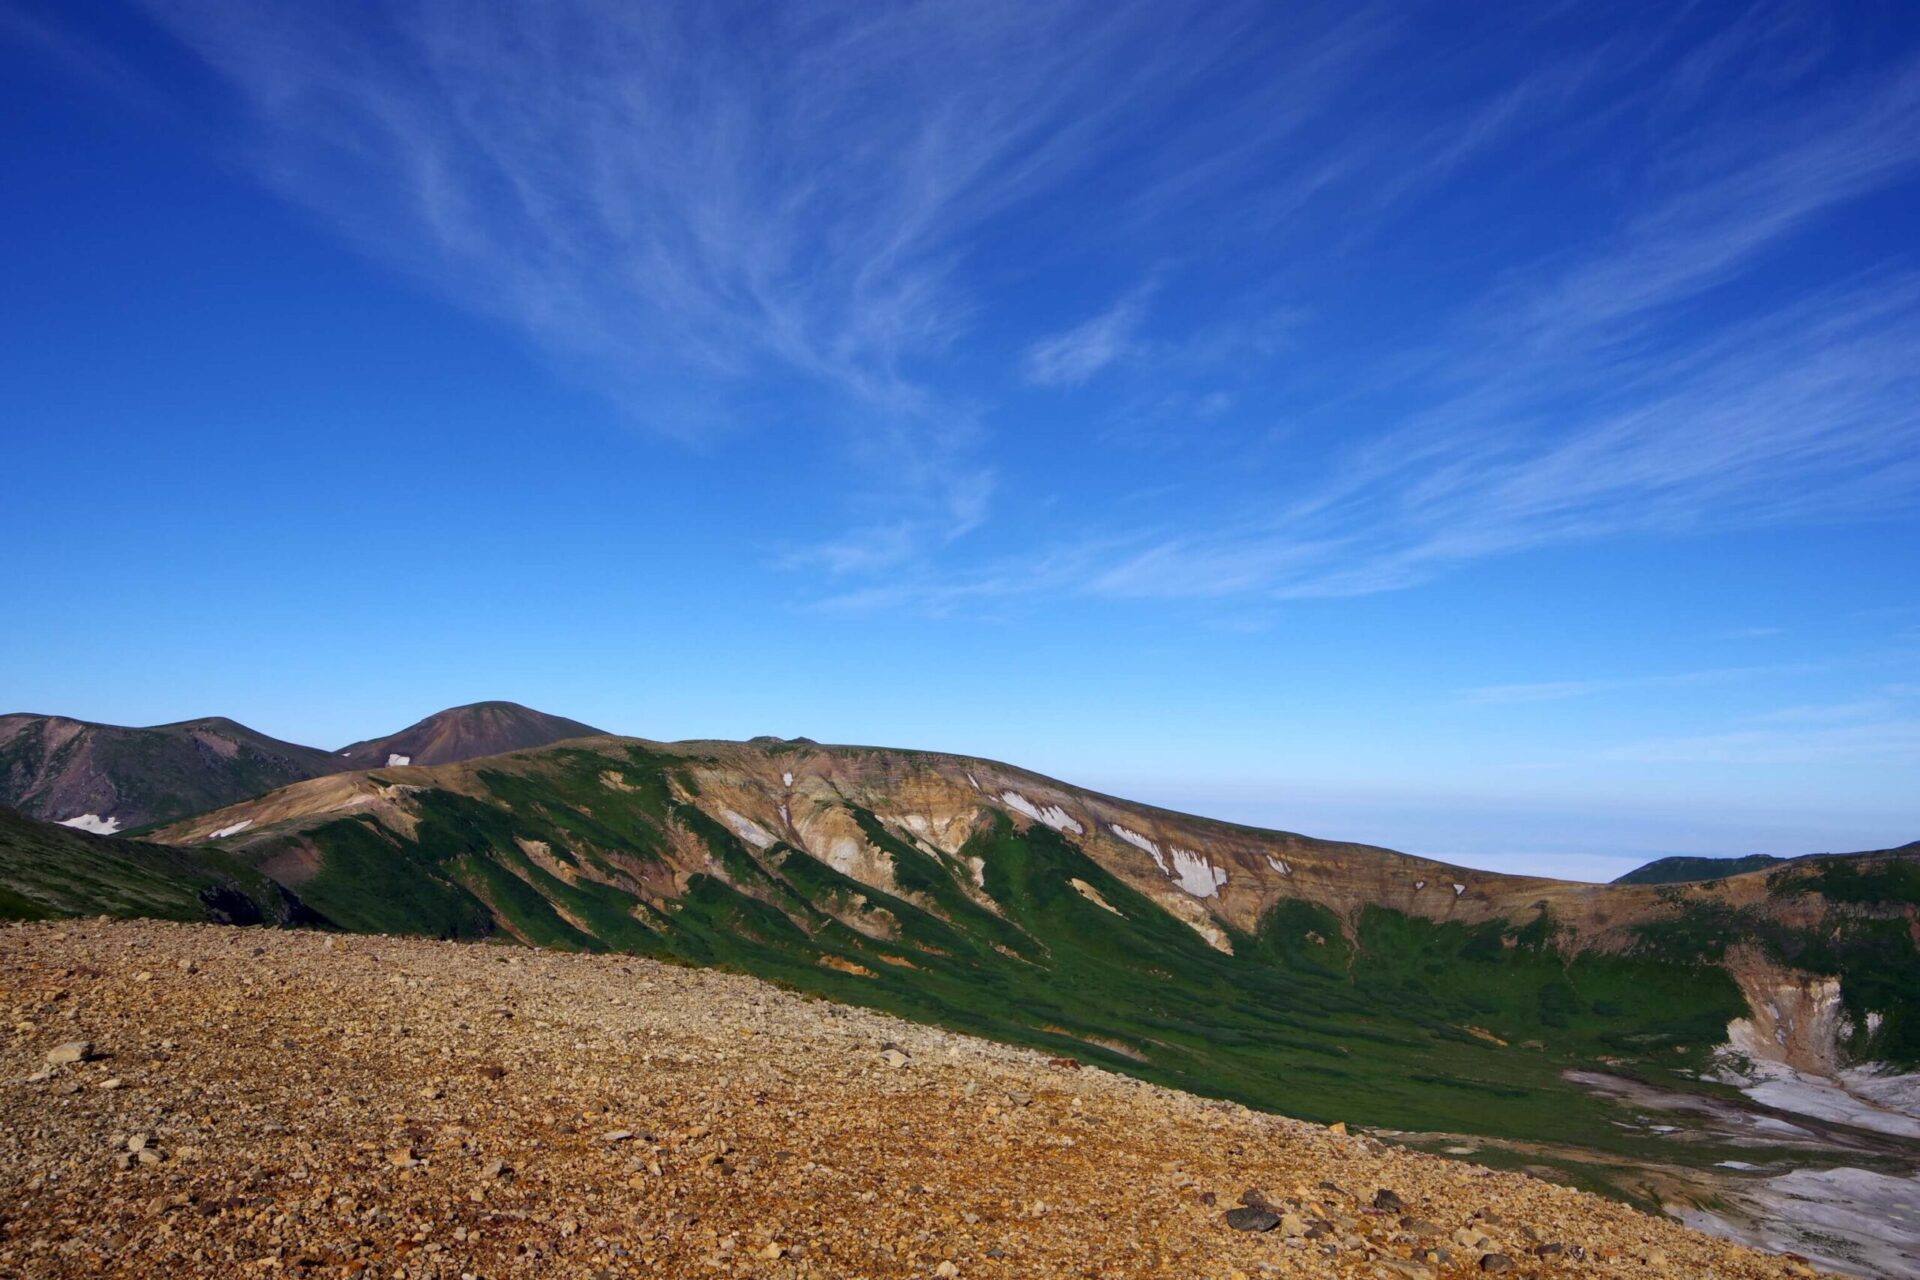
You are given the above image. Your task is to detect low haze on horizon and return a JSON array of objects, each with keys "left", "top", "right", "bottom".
[{"left": 4, "top": 1, "right": 1918, "bottom": 878}]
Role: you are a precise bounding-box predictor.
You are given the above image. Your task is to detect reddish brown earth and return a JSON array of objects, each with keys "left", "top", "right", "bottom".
[
  {"left": 0, "top": 921, "right": 1829, "bottom": 1279},
  {"left": 333, "top": 702, "right": 603, "bottom": 770}
]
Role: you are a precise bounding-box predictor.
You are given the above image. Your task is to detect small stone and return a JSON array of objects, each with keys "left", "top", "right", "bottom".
[
  {"left": 935, "top": 1263, "right": 959, "bottom": 1278},
  {"left": 98, "top": 1077, "right": 123, "bottom": 1090},
  {"left": 880, "top": 1049, "right": 910, "bottom": 1069},
  {"left": 1645, "top": 1248, "right": 1669, "bottom": 1269},
  {"left": 601, "top": 1129, "right": 634, "bottom": 1142},
  {"left": 135, "top": 1147, "right": 164, "bottom": 1165},
  {"left": 128, "top": 1134, "right": 150, "bottom": 1152},
  {"left": 45, "top": 1040, "right": 92, "bottom": 1066},
  {"left": 1326, "top": 1121, "right": 1348, "bottom": 1135},
  {"left": 481, "top": 1157, "right": 512, "bottom": 1182},
  {"left": 1224, "top": 1207, "right": 1281, "bottom": 1233},
  {"left": 1373, "top": 1188, "right": 1405, "bottom": 1212},
  {"left": 388, "top": 1147, "right": 419, "bottom": 1169},
  {"left": 1479, "top": 1255, "right": 1514, "bottom": 1273},
  {"left": 758, "top": 1243, "right": 784, "bottom": 1261}
]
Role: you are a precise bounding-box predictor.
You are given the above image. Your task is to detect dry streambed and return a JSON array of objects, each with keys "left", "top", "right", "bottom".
[{"left": 1, "top": 922, "right": 1827, "bottom": 1278}]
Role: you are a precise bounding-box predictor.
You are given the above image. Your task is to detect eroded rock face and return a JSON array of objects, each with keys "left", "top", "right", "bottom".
[{"left": 1724, "top": 947, "right": 1850, "bottom": 1076}]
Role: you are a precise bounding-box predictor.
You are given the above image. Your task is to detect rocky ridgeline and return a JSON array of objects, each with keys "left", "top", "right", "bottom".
[{"left": 1, "top": 922, "right": 1826, "bottom": 1278}]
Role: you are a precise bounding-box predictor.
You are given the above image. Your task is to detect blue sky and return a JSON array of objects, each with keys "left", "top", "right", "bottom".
[{"left": 3, "top": 1, "right": 1918, "bottom": 879}]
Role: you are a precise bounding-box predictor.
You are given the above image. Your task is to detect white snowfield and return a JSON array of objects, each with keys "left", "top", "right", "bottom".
[
  {"left": 1108, "top": 822, "right": 1230, "bottom": 897},
  {"left": 1109, "top": 823, "right": 1170, "bottom": 874},
  {"left": 1169, "top": 848, "right": 1228, "bottom": 898},
  {"left": 782, "top": 772, "right": 794, "bottom": 787},
  {"left": 721, "top": 808, "right": 777, "bottom": 850},
  {"left": 1267, "top": 855, "right": 1292, "bottom": 876},
  {"left": 998, "top": 791, "right": 1083, "bottom": 835},
  {"left": 386, "top": 754, "right": 411, "bottom": 768},
  {"left": 1718, "top": 1020, "right": 1920, "bottom": 1141},
  {"left": 57, "top": 814, "right": 121, "bottom": 836},
  {"left": 208, "top": 820, "right": 253, "bottom": 840}
]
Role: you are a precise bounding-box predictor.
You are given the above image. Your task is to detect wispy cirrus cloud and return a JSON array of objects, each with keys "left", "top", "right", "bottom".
[
  {"left": 79, "top": 3, "right": 1920, "bottom": 618},
  {"left": 121, "top": 0, "right": 1379, "bottom": 552},
  {"left": 1023, "top": 288, "right": 1153, "bottom": 387},
  {"left": 1459, "top": 663, "right": 1826, "bottom": 706},
  {"left": 815, "top": 39, "right": 1920, "bottom": 611}
]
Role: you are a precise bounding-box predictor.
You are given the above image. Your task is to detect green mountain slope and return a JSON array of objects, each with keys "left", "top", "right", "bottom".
[
  {"left": 1614, "top": 854, "right": 1787, "bottom": 885},
  {"left": 0, "top": 713, "right": 348, "bottom": 831},
  {"left": 146, "top": 737, "right": 1916, "bottom": 1154},
  {"left": 0, "top": 806, "right": 315, "bottom": 925}
]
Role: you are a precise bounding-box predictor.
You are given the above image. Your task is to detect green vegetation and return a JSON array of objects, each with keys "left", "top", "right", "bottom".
[
  {"left": 0, "top": 807, "right": 311, "bottom": 925},
  {"left": 1611, "top": 853, "right": 1785, "bottom": 885},
  {"left": 1773, "top": 856, "right": 1920, "bottom": 907},
  {"left": 217, "top": 750, "right": 1762, "bottom": 1150}
]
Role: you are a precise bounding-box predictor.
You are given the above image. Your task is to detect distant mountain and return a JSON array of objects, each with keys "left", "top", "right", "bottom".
[
  {"left": 0, "top": 806, "right": 312, "bottom": 924},
  {"left": 0, "top": 713, "right": 347, "bottom": 832},
  {"left": 333, "top": 700, "right": 604, "bottom": 768},
  {"left": 0, "top": 702, "right": 607, "bottom": 834},
  {"left": 1613, "top": 853, "right": 1788, "bottom": 885}
]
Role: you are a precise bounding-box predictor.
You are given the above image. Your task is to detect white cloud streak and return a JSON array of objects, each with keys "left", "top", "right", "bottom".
[
  {"left": 817, "top": 45, "right": 1920, "bottom": 611},
  {"left": 1023, "top": 289, "right": 1152, "bottom": 387},
  {"left": 99, "top": 4, "right": 1920, "bottom": 613},
  {"left": 123, "top": 0, "right": 1386, "bottom": 566},
  {"left": 1460, "top": 664, "right": 1827, "bottom": 706}
]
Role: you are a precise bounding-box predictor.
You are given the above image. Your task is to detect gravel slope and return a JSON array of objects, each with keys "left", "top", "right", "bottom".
[{"left": 1, "top": 922, "right": 1826, "bottom": 1279}]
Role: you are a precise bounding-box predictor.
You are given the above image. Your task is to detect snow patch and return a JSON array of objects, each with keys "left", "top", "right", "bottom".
[
  {"left": 1169, "top": 847, "right": 1228, "bottom": 898},
  {"left": 782, "top": 771, "right": 794, "bottom": 787},
  {"left": 1413, "top": 880, "right": 1426, "bottom": 891},
  {"left": 57, "top": 814, "right": 120, "bottom": 836},
  {"left": 1677, "top": 1166, "right": 1920, "bottom": 1280},
  {"left": 1452, "top": 882, "right": 1466, "bottom": 896},
  {"left": 999, "top": 791, "right": 1083, "bottom": 835},
  {"left": 778, "top": 804, "right": 790, "bottom": 827},
  {"left": 965, "top": 772, "right": 981, "bottom": 792},
  {"left": 209, "top": 820, "right": 252, "bottom": 840},
  {"left": 1109, "top": 824, "right": 1169, "bottom": 872},
  {"left": 386, "top": 754, "right": 411, "bottom": 768},
  {"left": 1266, "top": 855, "right": 1291, "bottom": 876},
  {"left": 721, "top": 809, "right": 776, "bottom": 850},
  {"left": 1718, "top": 1020, "right": 1920, "bottom": 1140}
]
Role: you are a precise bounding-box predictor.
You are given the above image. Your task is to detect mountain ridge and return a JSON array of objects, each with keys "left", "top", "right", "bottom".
[{"left": 0, "top": 701, "right": 605, "bottom": 833}]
